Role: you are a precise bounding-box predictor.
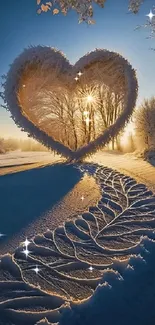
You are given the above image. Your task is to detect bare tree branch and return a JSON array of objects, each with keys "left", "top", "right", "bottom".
[{"left": 36, "top": 0, "right": 144, "bottom": 24}]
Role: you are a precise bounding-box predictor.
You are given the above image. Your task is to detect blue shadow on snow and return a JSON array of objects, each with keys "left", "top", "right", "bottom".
[{"left": 0, "top": 163, "right": 81, "bottom": 241}]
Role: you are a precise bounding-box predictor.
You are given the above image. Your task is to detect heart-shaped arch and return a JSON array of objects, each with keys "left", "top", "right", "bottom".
[{"left": 3, "top": 46, "right": 138, "bottom": 161}]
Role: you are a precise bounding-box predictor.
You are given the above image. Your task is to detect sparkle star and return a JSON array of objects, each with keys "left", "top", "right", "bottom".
[
  {"left": 88, "top": 266, "right": 94, "bottom": 272},
  {"left": 74, "top": 76, "right": 79, "bottom": 81},
  {"left": 77, "top": 71, "right": 83, "bottom": 77},
  {"left": 146, "top": 9, "right": 155, "bottom": 21},
  {"left": 33, "top": 265, "right": 40, "bottom": 274},
  {"left": 23, "top": 238, "right": 31, "bottom": 248},
  {"left": 22, "top": 247, "right": 32, "bottom": 258}
]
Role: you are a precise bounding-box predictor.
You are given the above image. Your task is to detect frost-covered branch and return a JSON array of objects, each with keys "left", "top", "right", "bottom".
[
  {"left": 135, "top": 6, "right": 155, "bottom": 40},
  {"left": 37, "top": 0, "right": 144, "bottom": 24},
  {"left": 128, "top": 0, "right": 144, "bottom": 14}
]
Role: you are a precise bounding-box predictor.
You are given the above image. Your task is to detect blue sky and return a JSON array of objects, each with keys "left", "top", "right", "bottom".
[{"left": 0, "top": 0, "right": 155, "bottom": 139}]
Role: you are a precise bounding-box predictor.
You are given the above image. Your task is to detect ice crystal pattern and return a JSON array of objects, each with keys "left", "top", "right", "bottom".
[{"left": 0, "top": 164, "right": 155, "bottom": 324}]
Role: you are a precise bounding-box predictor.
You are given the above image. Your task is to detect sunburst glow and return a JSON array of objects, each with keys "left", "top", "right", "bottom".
[
  {"left": 78, "top": 86, "right": 100, "bottom": 107},
  {"left": 87, "top": 95, "right": 94, "bottom": 103}
]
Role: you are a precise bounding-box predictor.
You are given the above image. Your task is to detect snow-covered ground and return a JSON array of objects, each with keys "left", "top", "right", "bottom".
[
  {"left": 1, "top": 150, "right": 155, "bottom": 192},
  {"left": 0, "top": 151, "right": 59, "bottom": 167},
  {"left": 0, "top": 151, "right": 155, "bottom": 325},
  {"left": 0, "top": 151, "right": 62, "bottom": 176},
  {"left": 87, "top": 150, "right": 155, "bottom": 193}
]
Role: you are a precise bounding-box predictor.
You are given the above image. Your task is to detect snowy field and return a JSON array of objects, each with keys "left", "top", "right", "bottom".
[
  {"left": 0, "top": 151, "right": 59, "bottom": 167},
  {"left": 1, "top": 150, "right": 155, "bottom": 192},
  {"left": 0, "top": 151, "right": 155, "bottom": 324}
]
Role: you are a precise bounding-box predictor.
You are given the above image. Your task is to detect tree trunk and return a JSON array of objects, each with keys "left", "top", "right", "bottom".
[{"left": 112, "top": 137, "right": 115, "bottom": 150}]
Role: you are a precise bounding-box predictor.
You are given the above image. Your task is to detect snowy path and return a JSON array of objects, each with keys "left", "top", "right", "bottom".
[{"left": 87, "top": 151, "right": 155, "bottom": 192}]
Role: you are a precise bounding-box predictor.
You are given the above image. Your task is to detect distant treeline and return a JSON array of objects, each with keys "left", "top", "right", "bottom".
[{"left": 0, "top": 137, "right": 49, "bottom": 154}]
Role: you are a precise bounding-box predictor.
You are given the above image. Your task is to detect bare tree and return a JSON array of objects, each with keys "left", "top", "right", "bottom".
[
  {"left": 93, "top": 86, "right": 124, "bottom": 149},
  {"left": 17, "top": 72, "right": 125, "bottom": 151},
  {"left": 134, "top": 97, "right": 155, "bottom": 151},
  {"left": 0, "top": 137, "right": 48, "bottom": 153}
]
